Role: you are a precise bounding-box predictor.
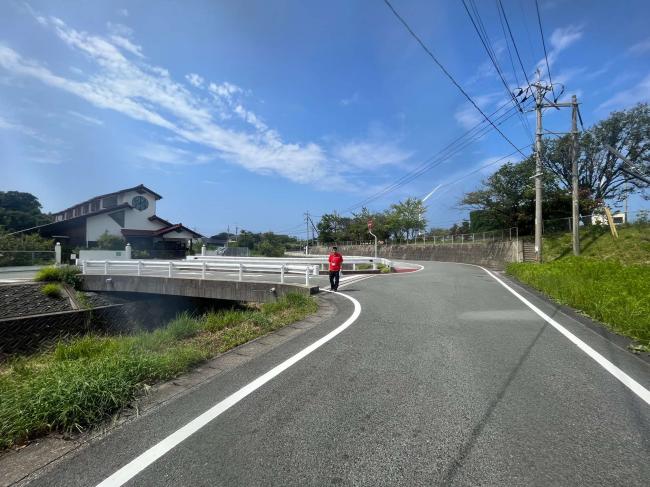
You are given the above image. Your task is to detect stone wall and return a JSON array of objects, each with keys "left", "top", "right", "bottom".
[{"left": 312, "top": 240, "right": 522, "bottom": 269}]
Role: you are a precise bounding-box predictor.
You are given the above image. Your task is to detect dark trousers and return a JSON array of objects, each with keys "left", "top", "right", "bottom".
[{"left": 329, "top": 271, "right": 340, "bottom": 290}]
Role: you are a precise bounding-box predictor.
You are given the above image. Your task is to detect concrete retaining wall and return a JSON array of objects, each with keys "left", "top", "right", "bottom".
[
  {"left": 81, "top": 275, "right": 318, "bottom": 303},
  {"left": 311, "top": 240, "right": 522, "bottom": 269}
]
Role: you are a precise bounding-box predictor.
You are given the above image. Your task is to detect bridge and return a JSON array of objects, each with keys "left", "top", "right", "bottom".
[{"left": 79, "top": 255, "right": 393, "bottom": 302}]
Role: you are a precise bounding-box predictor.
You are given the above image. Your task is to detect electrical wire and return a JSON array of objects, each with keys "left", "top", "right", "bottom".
[
  {"left": 383, "top": 0, "right": 527, "bottom": 159},
  {"left": 534, "top": 0, "right": 556, "bottom": 99}
]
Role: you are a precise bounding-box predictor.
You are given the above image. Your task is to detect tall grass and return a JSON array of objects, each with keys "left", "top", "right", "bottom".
[
  {"left": 0, "top": 293, "right": 317, "bottom": 449},
  {"left": 35, "top": 265, "right": 82, "bottom": 288},
  {"left": 507, "top": 258, "right": 650, "bottom": 350}
]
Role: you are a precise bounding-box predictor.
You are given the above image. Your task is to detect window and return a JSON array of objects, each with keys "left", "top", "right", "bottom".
[
  {"left": 109, "top": 210, "right": 125, "bottom": 227},
  {"left": 131, "top": 195, "right": 149, "bottom": 211},
  {"left": 102, "top": 195, "right": 118, "bottom": 209},
  {"left": 91, "top": 199, "right": 99, "bottom": 212},
  {"left": 65, "top": 210, "right": 72, "bottom": 219}
]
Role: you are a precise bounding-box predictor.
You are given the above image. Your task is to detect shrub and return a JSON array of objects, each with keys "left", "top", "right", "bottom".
[
  {"left": 35, "top": 265, "right": 82, "bottom": 288},
  {"left": 96, "top": 232, "right": 126, "bottom": 250},
  {"left": 41, "top": 283, "right": 62, "bottom": 298}
]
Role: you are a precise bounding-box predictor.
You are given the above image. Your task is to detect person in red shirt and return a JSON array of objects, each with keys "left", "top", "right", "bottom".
[{"left": 328, "top": 246, "right": 343, "bottom": 291}]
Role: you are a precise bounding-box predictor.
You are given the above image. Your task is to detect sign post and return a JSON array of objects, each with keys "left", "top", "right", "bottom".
[{"left": 368, "top": 220, "right": 377, "bottom": 270}]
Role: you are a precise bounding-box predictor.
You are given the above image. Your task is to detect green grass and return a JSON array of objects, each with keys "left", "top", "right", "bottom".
[
  {"left": 40, "top": 283, "right": 62, "bottom": 298},
  {"left": 507, "top": 258, "right": 650, "bottom": 351},
  {"left": 0, "top": 293, "right": 317, "bottom": 449},
  {"left": 355, "top": 263, "right": 391, "bottom": 273},
  {"left": 542, "top": 223, "right": 650, "bottom": 265},
  {"left": 35, "top": 265, "right": 82, "bottom": 288}
]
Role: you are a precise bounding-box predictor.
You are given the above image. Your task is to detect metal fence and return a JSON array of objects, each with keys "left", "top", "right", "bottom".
[
  {"left": 324, "top": 227, "right": 519, "bottom": 247},
  {"left": 542, "top": 209, "right": 649, "bottom": 235},
  {"left": 0, "top": 250, "right": 55, "bottom": 267}
]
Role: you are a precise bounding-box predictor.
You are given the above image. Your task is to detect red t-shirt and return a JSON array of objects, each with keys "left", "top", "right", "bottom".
[{"left": 328, "top": 252, "right": 343, "bottom": 271}]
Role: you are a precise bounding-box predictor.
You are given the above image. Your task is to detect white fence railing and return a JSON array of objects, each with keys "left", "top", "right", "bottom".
[
  {"left": 80, "top": 260, "right": 319, "bottom": 285},
  {"left": 186, "top": 254, "right": 392, "bottom": 271}
]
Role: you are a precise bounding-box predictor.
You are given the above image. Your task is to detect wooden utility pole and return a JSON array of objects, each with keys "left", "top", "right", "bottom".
[
  {"left": 304, "top": 212, "right": 310, "bottom": 255},
  {"left": 571, "top": 95, "right": 580, "bottom": 256}
]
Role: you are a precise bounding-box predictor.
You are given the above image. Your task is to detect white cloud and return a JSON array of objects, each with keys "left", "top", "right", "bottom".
[
  {"left": 109, "top": 35, "right": 143, "bottom": 57},
  {"left": 334, "top": 140, "right": 412, "bottom": 170},
  {"left": 185, "top": 73, "right": 204, "bottom": 87},
  {"left": 598, "top": 73, "right": 650, "bottom": 111},
  {"left": 340, "top": 92, "right": 359, "bottom": 106},
  {"left": 453, "top": 93, "right": 500, "bottom": 130},
  {"left": 0, "top": 15, "right": 335, "bottom": 184},
  {"left": 118, "top": 8, "right": 129, "bottom": 17},
  {"left": 627, "top": 38, "right": 650, "bottom": 56},
  {"left": 135, "top": 142, "right": 213, "bottom": 166},
  {"left": 550, "top": 25, "right": 583, "bottom": 52},
  {"left": 0, "top": 114, "right": 59, "bottom": 144},
  {"left": 67, "top": 110, "right": 104, "bottom": 125}
]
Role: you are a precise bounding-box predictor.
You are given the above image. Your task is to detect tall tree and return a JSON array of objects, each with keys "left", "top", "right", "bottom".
[
  {"left": 544, "top": 103, "right": 650, "bottom": 208},
  {"left": 0, "top": 191, "right": 52, "bottom": 233}
]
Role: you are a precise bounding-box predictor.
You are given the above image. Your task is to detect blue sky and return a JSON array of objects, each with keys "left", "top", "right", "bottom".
[{"left": 1, "top": 0, "right": 649, "bottom": 237}]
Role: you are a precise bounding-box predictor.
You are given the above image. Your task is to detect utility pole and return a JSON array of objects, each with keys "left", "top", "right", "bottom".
[
  {"left": 571, "top": 94, "right": 580, "bottom": 256},
  {"left": 304, "top": 211, "right": 310, "bottom": 255},
  {"left": 534, "top": 81, "right": 544, "bottom": 262}
]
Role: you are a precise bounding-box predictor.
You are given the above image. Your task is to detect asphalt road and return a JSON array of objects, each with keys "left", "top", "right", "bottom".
[{"left": 27, "top": 261, "right": 650, "bottom": 486}]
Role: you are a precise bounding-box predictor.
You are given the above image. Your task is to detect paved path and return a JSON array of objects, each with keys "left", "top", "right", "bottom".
[{"left": 26, "top": 262, "right": 649, "bottom": 486}]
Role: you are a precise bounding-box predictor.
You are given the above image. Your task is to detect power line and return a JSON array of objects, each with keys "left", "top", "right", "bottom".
[
  {"left": 383, "top": 0, "right": 527, "bottom": 159},
  {"left": 345, "top": 99, "right": 530, "bottom": 212},
  {"left": 534, "top": 0, "right": 556, "bottom": 99},
  {"left": 460, "top": 0, "right": 533, "bottom": 143},
  {"left": 498, "top": 0, "right": 532, "bottom": 88}
]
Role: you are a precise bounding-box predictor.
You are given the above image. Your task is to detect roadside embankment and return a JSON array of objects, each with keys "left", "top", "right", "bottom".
[
  {"left": 312, "top": 240, "right": 520, "bottom": 269},
  {"left": 0, "top": 293, "right": 318, "bottom": 450}
]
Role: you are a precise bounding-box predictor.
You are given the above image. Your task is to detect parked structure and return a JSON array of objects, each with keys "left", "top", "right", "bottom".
[{"left": 19, "top": 184, "right": 202, "bottom": 252}]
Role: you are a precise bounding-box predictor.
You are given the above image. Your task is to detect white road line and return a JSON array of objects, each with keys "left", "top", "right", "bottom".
[
  {"left": 96, "top": 291, "right": 362, "bottom": 487},
  {"left": 480, "top": 266, "right": 650, "bottom": 406}
]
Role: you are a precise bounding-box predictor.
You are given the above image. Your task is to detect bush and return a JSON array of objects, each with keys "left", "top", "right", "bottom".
[
  {"left": 96, "top": 232, "right": 126, "bottom": 250},
  {"left": 41, "top": 283, "right": 62, "bottom": 298},
  {"left": 35, "top": 265, "right": 82, "bottom": 288}
]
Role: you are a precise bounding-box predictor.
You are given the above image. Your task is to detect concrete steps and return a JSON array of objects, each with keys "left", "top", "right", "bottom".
[{"left": 522, "top": 242, "right": 537, "bottom": 262}]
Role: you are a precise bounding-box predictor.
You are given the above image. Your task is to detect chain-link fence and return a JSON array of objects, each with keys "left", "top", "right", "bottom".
[
  {"left": 0, "top": 250, "right": 55, "bottom": 267},
  {"left": 0, "top": 304, "right": 135, "bottom": 359},
  {"left": 322, "top": 227, "right": 519, "bottom": 247},
  {"left": 542, "top": 209, "right": 649, "bottom": 235}
]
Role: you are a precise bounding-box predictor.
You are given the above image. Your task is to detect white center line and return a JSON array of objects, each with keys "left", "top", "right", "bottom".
[{"left": 96, "top": 291, "right": 362, "bottom": 487}]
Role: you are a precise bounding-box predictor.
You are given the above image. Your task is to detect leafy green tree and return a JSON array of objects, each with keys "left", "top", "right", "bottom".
[
  {"left": 96, "top": 232, "right": 126, "bottom": 250},
  {"left": 0, "top": 191, "right": 52, "bottom": 233},
  {"left": 544, "top": 103, "right": 650, "bottom": 207},
  {"left": 385, "top": 198, "right": 426, "bottom": 241}
]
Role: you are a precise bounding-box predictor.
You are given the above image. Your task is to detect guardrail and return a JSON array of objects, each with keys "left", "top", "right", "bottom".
[
  {"left": 187, "top": 254, "right": 392, "bottom": 271},
  {"left": 80, "top": 260, "right": 318, "bottom": 285}
]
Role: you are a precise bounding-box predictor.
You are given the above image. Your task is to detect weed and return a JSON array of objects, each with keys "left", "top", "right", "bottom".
[
  {"left": 41, "top": 283, "right": 62, "bottom": 298},
  {"left": 35, "top": 265, "right": 82, "bottom": 288}
]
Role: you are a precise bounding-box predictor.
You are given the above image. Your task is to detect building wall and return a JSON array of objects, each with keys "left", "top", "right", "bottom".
[
  {"left": 159, "top": 229, "right": 197, "bottom": 241},
  {"left": 118, "top": 190, "right": 157, "bottom": 220},
  {"left": 86, "top": 212, "right": 125, "bottom": 243}
]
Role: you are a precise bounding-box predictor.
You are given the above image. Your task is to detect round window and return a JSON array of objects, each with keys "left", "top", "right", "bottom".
[{"left": 132, "top": 195, "right": 149, "bottom": 211}]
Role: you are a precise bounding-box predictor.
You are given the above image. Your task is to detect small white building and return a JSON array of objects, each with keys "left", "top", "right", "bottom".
[{"left": 32, "top": 184, "right": 202, "bottom": 252}]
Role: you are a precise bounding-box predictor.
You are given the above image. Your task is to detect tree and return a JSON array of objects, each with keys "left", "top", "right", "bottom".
[
  {"left": 96, "top": 232, "right": 126, "bottom": 250},
  {"left": 385, "top": 198, "right": 426, "bottom": 241},
  {"left": 0, "top": 191, "right": 52, "bottom": 233},
  {"left": 544, "top": 103, "right": 650, "bottom": 208},
  {"left": 461, "top": 157, "right": 568, "bottom": 234}
]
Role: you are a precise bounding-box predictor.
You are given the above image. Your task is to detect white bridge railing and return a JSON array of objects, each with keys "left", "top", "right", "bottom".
[
  {"left": 80, "top": 260, "right": 319, "bottom": 285},
  {"left": 187, "top": 254, "right": 392, "bottom": 271}
]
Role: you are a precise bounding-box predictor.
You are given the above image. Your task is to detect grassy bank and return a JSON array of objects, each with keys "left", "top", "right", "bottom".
[
  {"left": 543, "top": 223, "right": 650, "bottom": 265},
  {"left": 0, "top": 293, "right": 317, "bottom": 449},
  {"left": 507, "top": 258, "right": 650, "bottom": 351}
]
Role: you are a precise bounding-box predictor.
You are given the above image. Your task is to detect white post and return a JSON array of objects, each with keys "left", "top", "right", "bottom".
[
  {"left": 82, "top": 260, "right": 87, "bottom": 274},
  {"left": 55, "top": 242, "right": 62, "bottom": 265},
  {"left": 201, "top": 244, "right": 206, "bottom": 256},
  {"left": 125, "top": 243, "right": 132, "bottom": 259},
  {"left": 353, "top": 263, "right": 357, "bottom": 271},
  {"left": 104, "top": 261, "right": 108, "bottom": 275},
  {"left": 238, "top": 263, "right": 243, "bottom": 281},
  {"left": 168, "top": 262, "right": 172, "bottom": 278},
  {"left": 137, "top": 260, "right": 142, "bottom": 276},
  {"left": 202, "top": 261, "right": 207, "bottom": 279},
  {"left": 305, "top": 268, "right": 310, "bottom": 286},
  {"left": 280, "top": 265, "right": 285, "bottom": 283},
  {"left": 461, "top": 234, "right": 464, "bottom": 244}
]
